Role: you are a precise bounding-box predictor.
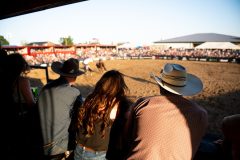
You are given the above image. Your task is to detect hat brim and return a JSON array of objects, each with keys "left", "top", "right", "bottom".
[
  {"left": 51, "top": 62, "right": 84, "bottom": 77},
  {"left": 154, "top": 73, "right": 203, "bottom": 96}
]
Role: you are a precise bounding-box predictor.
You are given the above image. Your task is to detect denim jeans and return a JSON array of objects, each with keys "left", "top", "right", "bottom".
[{"left": 74, "top": 145, "right": 106, "bottom": 160}]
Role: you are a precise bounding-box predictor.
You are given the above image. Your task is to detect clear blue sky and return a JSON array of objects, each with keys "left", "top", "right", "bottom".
[{"left": 0, "top": 0, "right": 240, "bottom": 45}]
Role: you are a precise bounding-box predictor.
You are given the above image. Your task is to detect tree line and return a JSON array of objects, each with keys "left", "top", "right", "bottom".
[{"left": 0, "top": 35, "right": 74, "bottom": 46}]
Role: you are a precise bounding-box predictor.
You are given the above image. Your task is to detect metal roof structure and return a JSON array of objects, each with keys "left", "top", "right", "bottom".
[
  {"left": 154, "top": 33, "right": 240, "bottom": 43},
  {"left": 0, "top": 0, "right": 87, "bottom": 20}
]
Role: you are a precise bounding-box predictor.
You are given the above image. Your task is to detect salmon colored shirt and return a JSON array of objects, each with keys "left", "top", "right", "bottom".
[{"left": 126, "top": 95, "right": 208, "bottom": 160}]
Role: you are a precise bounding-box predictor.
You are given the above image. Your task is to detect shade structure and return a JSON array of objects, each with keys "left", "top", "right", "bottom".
[
  {"left": 195, "top": 42, "right": 240, "bottom": 49},
  {"left": 0, "top": 0, "right": 87, "bottom": 20}
]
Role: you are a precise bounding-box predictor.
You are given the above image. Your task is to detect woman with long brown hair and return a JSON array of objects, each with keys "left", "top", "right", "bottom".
[{"left": 73, "top": 70, "right": 131, "bottom": 160}]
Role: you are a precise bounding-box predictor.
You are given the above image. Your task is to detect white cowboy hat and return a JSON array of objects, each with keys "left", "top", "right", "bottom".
[
  {"left": 152, "top": 63, "right": 203, "bottom": 96},
  {"left": 51, "top": 58, "right": 84, "bottom": 77}
]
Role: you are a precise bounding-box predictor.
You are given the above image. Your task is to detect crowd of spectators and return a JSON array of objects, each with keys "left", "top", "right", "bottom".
[
  {"left": 152, "top": 48, "right": 240, "bottom": 60},
  {"left": 18, "top": 47, "right": 240, "bottom": 65}
]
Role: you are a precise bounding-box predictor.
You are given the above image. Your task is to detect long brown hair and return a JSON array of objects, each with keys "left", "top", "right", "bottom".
[{"left": 77, "top": 70, "right": 129, "bottom": 138}]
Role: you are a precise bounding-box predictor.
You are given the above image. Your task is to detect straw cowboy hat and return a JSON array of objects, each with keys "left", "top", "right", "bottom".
[
  {"left": 152, "top": 63, "right": 203, "bottom": 96},
  {"left": 51, "top": 58, "right": 84, "bottom": 77}
]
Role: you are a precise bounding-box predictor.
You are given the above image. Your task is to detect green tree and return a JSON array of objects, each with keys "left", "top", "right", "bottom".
[
  {"left": 59, "top": 36, "right": 74, "bottom": 45},
  {"left": 0, "top": 35, "right": 10, "bottom": 46}
]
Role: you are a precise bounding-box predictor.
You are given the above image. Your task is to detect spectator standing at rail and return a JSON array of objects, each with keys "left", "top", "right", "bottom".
[
  {"left": 37, "top": 58, "right": 84, "bottom": 159},
  {"left": 73, "top": 70, "right": 131, "bottom": 160},
  {"left": 125, "top": 63, "right": 208, "bottom": 160},
  {"left": 1, "top": 52, "right": 36, "bottom": 159},
  {"left": 221, "top": 114, "right": 240, "bottom": 160},
  {"left": 7, "top": 53, "right": 35, "bottom": 108}
]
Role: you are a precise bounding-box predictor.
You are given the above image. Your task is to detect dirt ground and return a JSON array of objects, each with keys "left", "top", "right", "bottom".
[{"left": 28, "top": 59, "right": 240, "bottom": 135}]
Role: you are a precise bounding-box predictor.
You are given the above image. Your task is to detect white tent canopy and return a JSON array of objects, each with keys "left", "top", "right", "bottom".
[
  {"left": 117, "top": 42, "right": 138, "bottom": 49},
  {"left": 195, "top": 42, "right": 240, "bottom": 49}
]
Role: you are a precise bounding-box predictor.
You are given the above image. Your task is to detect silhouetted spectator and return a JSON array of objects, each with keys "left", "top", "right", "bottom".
[
  {"left": 37, "top": 58, "right": 84, "bottom": 159},
  {"left": 125, "top": 63, "right": 208, "bottom": 159}
]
